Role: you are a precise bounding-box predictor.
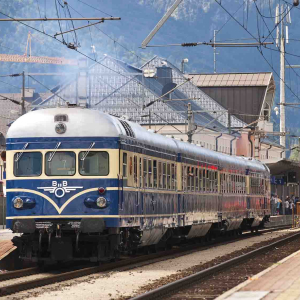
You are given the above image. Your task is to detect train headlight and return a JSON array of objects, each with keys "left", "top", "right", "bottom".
[
  {"left": 55, "top": 122, "right": 67, "bottom": 134},
  {"left": 13, "top": 197, "right": 23, "bottom": 209},
  {"left": 96, "top": 197, "right": 107, "bottom": 208}
]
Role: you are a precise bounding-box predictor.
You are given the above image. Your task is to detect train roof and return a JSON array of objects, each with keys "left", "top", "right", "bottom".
[{"left": 7, "top": 107, "right": 268, "bottom": 175}]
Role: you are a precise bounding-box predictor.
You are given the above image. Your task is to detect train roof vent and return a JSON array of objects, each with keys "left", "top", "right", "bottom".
[
  {"left": 54, "top": 114, "right": 68, "bottom": 122},
  {"left": 119, "top": 120, "right": 135, "bottom": 138}
]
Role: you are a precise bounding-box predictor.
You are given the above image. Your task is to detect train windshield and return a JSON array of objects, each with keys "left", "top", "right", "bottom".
[
  {"left": 45, "top": 151, "right": 76, "bottom": 176},
  {"left": 14, "top": 152, "right": 42, "bottom": 177},
  {"left": 79, "top": 151, "right": 109, "bottom": 176}
]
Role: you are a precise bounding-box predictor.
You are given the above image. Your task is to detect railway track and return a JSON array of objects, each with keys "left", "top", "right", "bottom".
[
  {"left": 131, "top": 230, "right": 300, "bottom": 300},
  {"left": 0, "top": 225, "right": 293, "bottom": 297}
]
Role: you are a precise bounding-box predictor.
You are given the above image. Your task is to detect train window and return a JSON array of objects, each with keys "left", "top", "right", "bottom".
[
  {"left": 79, "top": 151, "right": 109, "bottom": 176},
  {"left": 182, "top": 166, "right": 187, "bottom": 191},
  {"left": 46, "top": 151, "right": 76, "bottom": 176},
  {"left": 171, "top": 164, "right": 175, "bottom": 190},
  {"left": 122, "top": 153, "right": 127, "bottom": 178},
  {"left": 199, "top": 168, "right": 203, "bottom": 192},
  {"left": 202, "top": 169, "right": 206, "bottom": 192},
  {"left": 214, "top": 171, "right": 218, "bottom": 192},
  {"left": 14, "top": 152, "right": 42, "bottom": 177},
  {"left": 167, "top": 163, "right": 171, "bottom": 190},
  {"left": 148, "top": 159, "right": 152, "bottom": 188},
  {"left": 133, "top": 156, "right": 138, "bottom": 184},
  {"left": 139, "top": 158, "right": 143, "bottom": 188},
  {"left": 206, "top": 170, "right": 210, "bottom": 192},
  {"left": 143, "top": 158, "right": 147, "bottom": 188},
  {"left": 163, "top": 163, "right": 167, "bottom": 189},
  {"left": 191, "top": 167, "right": 194, "bottom": 191},
  {"left": 195, "top": 168, "right": 199, "bottom": 191},
  {"left": 153, "top": 160, "right": 157, "bottom": 188},
  {"left": 158, "top": 161, "right": 162, "bottom": 189}
]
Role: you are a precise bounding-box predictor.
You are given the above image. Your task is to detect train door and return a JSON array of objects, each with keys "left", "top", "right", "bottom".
[
  {"left": 120, "top": 151, "right": 128, "bottom": 211},
  {"left": 138, "top": 156, "right": 143, "bottom": 226},
  {"left": 178, "top": 164, "right": 186, "bottom": 227}
]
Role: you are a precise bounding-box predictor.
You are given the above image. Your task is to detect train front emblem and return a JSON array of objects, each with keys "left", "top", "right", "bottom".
[{"left": 37, "top": 181, "right": 83, "bottom": 198}]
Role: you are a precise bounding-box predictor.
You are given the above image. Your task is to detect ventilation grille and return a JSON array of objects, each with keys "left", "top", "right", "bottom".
[
  {"left": 54, "top": 114, "right": 68, "bottom": 122},
  {"left": 119, "top": 120, "right": 135, "bottom": 138}
]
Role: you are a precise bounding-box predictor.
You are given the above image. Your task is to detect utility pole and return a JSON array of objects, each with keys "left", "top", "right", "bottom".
[
  {"left": 213, "top": 30, "right": 218, "bottom": 73},
  {"left": 21, "top": 71, "right": 26, "bottom": 115},
  {"left": 187, "top": 103, "right": 195, "bottom": 143},
  {"left": 279, "top": 4, "right": 286, "bottom": 155}
]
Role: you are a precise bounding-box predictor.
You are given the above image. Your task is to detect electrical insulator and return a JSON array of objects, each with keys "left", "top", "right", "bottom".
[{"left": 294, "top": 0, "right": 299, "bottom": 6}]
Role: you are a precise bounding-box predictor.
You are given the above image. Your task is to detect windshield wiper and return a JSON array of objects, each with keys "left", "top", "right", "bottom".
[
  {"left": 48, "top": 142, "right": 61, "bottom": 162},
  {"left": 15, "top": 143, "right": 29, "bottom": 162},
  {"left": 80, "top": 142, "right": 95, "bottom": 161}
]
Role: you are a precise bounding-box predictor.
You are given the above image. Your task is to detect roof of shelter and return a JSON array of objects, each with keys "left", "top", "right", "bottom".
[
  {"left": 35, "top": 55, "right": 245, "bottom": 134},
  {"left": 185, "top": 72, "right": 273, "bottom": 87},
  {"left": 266, "top": 159, "right": 300, "bottom": 175}
]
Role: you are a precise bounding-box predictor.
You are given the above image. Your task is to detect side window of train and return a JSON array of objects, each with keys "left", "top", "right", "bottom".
[
  {"left": 122, "top": 152, "right": 127, "bottom": 178},
  {"left": 143, "top": 158, "right": 148, "bottom": 188},
  {"left": 158, "top": 161, "right": 162, "bottom": 189},
  {"left": 191, "top": 167, "right": 195, "bottom": 191},
  {"left": 186, "top": 166, "right": 190, "bottom": 191},
  {"left": 163, "top": 162, "right": 167, "bottom": 189},
  {"left": 133, "top": 156, "right": 138, "bottom": 185},
  {"left": 167, "top": 163, "right": 171, "bottom": 190},
  {"left": 153, "top": 160, "right": 158, "bottom": 188},
  {"left": 214, "top": 171, "right": 218, "bottom": 193},
  {"left": 206, "top": 170, "right": 210, "bottom": 192},
  {"left": 148, "top": 159, "right": 153, "bottom": 188},
  {"left": 171, "top": 163, "right": 175, "bottom": 190},
  {"left": 199, "top": 168, "right": 203, "bottom": 192},
  {"left": 202, "top": 169, "right": 206, "bottom": 192},
  {"left": 195, "top": 168, "right": 199, "bottom": 191},
  {"left": 139, "top": 157, "right": 143, "bottom": 188},
  {"left": 183, "top": 165, "right": 187, "bottom": 191}
]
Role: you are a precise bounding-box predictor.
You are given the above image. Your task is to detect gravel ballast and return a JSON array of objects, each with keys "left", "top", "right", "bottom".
[{"left": 5, "top": 228, "right": 299, "bottom": 300}]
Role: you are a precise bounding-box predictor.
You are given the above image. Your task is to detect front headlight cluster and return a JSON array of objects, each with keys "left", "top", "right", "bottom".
[
  {"left": 96, "top": 197, "right": 107, "bottom": 208},
  {"left": 12, "top": 196, "right": 36, "bottom": 209},
  {"left": 13, "top": 197, "right": 23, "bottom": 209}
]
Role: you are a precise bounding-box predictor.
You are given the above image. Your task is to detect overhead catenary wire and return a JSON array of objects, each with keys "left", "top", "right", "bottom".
[
  {"left": 76, "top": 0, "right": 114, "bottom": 17},
  {"left": 67, "top": 3, "right": 149, "bottom": 64},
  {"left": 28, "top": 75, "right": 68, "bottom": 103},
  {"left": 35, "top": 0, "right": 45, "bottom": 33},
  {"left": 214, "top": 0, "right": 300, "bottom": 104},
  {"left": 0, "top": 10, "right": 134, "bottom": 81}
]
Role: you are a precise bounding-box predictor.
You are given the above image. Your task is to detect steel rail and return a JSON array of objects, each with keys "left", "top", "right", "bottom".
[
  {"left": 131, "top": 230, "right": 300, "bottom": 300},
  {"left": 0, "top": 225, "right": 292, "bottom": 296},
  {"left": 0, "top": 267, "right": 39, "bottom": 281}
]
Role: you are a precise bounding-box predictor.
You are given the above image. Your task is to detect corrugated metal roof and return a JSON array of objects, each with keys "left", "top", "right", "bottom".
[{"left": 185, "top": 73, "right": 272, "bottom": 87}]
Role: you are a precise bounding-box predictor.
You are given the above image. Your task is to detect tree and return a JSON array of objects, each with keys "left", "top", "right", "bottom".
[{"left": 289, "top": 144, "right": 300, "bottom": 161}]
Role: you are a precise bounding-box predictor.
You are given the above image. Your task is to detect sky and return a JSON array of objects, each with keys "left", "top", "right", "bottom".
[{"left": 1, "top": 0, "right": 300, "bottom": 140}]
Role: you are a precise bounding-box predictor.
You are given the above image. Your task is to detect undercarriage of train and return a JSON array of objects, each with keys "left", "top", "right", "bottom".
[{"left": 12, "top": 216, "right": 269, "bottom": 263}]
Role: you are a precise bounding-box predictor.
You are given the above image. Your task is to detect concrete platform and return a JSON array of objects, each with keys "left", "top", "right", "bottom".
[
  {"left": 217, "top": 247, "right": 300, "bottom": 300},
  {"left": 265, "top": 215, "right": 293, "bottom": 227}
]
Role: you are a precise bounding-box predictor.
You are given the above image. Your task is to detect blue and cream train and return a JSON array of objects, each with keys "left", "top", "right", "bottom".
[{"left": 5, "top": 107, "right": 270, "bottom": 262}]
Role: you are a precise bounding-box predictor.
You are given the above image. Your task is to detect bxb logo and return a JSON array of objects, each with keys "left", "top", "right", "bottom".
[{"left": 37, "top": 181, "right": 83, "bottom": 198}]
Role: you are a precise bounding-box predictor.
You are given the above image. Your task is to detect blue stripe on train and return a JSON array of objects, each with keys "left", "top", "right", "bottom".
[{"left": 6, "top": 137, "right": 120, "bottom": 150}]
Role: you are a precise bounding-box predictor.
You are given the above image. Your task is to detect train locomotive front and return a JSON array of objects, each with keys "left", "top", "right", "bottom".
[
  {"left": 7, "top": 108, "right": 122, "bottom": 262},
  {"left": 6, "top": 107, "right": 271, "bottom": 263}
]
